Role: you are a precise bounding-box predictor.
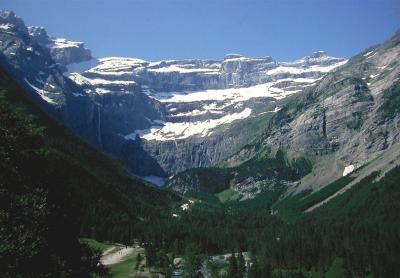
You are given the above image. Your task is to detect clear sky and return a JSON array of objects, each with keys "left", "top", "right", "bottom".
[{"left": 1, "top": 0, "right": 400, "bottom": 61}]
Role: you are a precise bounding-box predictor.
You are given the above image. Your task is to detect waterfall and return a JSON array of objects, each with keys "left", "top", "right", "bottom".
[{"left": 97, "top": 104, "right": 103, "bottom": 148}]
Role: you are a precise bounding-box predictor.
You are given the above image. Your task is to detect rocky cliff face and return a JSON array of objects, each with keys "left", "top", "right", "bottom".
[
  {"left": 28, "top": 25, "right": 92, "bottom": 66},
  {"left": 260, "top": 30, "right": 400, "bottom": 188},
  {"left": 0, "top": 10, "right": 165, "bottom": 176},
  {"left": 0, "top": 10, "right": 119, "bottom": 155},
  {"left": 201, "top": 30, "right": 400, "bottom": 199},
  {"left": 166, "top": 31, "right": 400, "bottom": 198},
  {"left": 64, "top": 45, "right": 345, "bottom": 176}
]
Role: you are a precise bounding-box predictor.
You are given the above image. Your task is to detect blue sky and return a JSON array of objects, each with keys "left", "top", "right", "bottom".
[{"left": 2, "top": 0, "right": 399, "bottom": 61}]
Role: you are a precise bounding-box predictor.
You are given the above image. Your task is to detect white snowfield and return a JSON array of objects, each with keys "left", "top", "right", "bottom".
[
  {"left": 128, "top": 78, "right": 316, "bottom": 141},
  {"left": 148, "top": 78, "right": 315, "bottom": 104},
  {"left": 266, "top": 61, "right": 347, "bottom": 75},
  {"left": 125, "top": 108, "right": 252, "bottom": 141},
  {"left": 148, "top": 64, "right": 220, "bottom": 74},
  {"left": 100, "top": 247, "right": 134, "bottom": 266}
]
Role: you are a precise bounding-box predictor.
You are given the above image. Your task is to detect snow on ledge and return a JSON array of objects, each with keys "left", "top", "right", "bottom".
[
  {"left": 0, "top": 23, "right": 13, "bottom": 30},
  {"left": 24, "top": 78, "right": 56, "bottom": 104},
  {"left": 51, "top": 38, "right": 83, "bottom": 49},
  {"left": 343, "top": 165, "right": 355, "bottom": 177},
  {"left": 148, "top": 65, "right": 220, "bottom": 74},
  {"left": 124, "top": 108, "right": 252, "bottom": 141}
]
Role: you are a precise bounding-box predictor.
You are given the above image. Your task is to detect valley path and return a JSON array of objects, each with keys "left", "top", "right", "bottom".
[{"left": 100, "top": 246, "right": 135, "bottom": 265}]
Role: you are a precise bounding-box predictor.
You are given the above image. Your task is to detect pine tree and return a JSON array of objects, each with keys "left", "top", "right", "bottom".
[
  {"left": 227, "top": 253, "right": 238, "bottom": 278},
  {"left": 260, "top": 261, "right": 272, "bottom": 278},
  {"left": 325, "top": 258, "right": 348, "bottom": 278},
  {"left": 145, "top": 244, "right": 157, "bottom": 267},
  {"left": 183, "top": 244, "right": 202, "bottom": 278},
  {"left": 135, "top": 253, "right": 142, "bottom": 270},
  {"left": 237, "top": 252, "right": 245, "bottom": 278}
]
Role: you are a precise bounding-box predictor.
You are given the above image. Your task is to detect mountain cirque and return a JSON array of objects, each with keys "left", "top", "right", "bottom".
[{"left": 0, "top": 10, "right": 347, "bottom": 179}]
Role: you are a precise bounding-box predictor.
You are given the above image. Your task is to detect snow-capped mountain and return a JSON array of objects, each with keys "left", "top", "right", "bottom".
[
  {"left": 0, "top": 10, "right": 348, "bottom": 179},
  {"left": 62, "top": 51, "right": 346, "bottom": 177},
  {"left": 28, "top": 25, "right": 92, "bottom": 67},
  {"left": 67, "top": 53, "right": 346, "bottom": 142}
]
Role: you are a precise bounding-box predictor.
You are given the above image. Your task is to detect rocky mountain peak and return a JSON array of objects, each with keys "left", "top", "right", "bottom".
[
  {"left": 28, "top": 26, "right": 51, "bottom": 46},
  {"left": 0, "top": 10, "right": 28, "bottom": 34},
  {"left": 223, "top": 53, "right": 244, "bottom": 60},
  {"left": 309, "top": 50, "right": 327, "bottom": 58},
  {"left": 48, "top": 38, "right": 92, "bottom": 66},
  {"left": 0, "top": 9, "right": 351, "bottom": 178},
  {"left": 0, "top": 9, "right": 92, "bottom": 67}
]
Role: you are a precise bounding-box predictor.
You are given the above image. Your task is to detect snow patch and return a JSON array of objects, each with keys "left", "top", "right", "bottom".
[
  {"left": 88, "top": 57, "right": 147, "bottom": 75},
  {"left": 363, "top": 51, "right": 374, "bottom": 57},
  {"left": 363, "top": 51, "right": 377, "bottom": 59},
  {"left": 0, "top": 23, "right": 13, "bottom": 30},
  {"left": 69, "top": 73, "right": 136, "bottom": 86},
  {"left": 125, "top": 108, "right": 252, "bottom": 141},
  {"left": 180, "top": 200, "right": 195, "bottom": 211},
  {"left": 51, "top": 38, "right": 82, "bottom": 49},
  {"left": 95, "top": 88, "right": 112, "bottom": 94},
  {"left": 223, "top": 56, "right": 271, "bottom": 63},
  {"left": 24, "top": 79, "right": 56, "bottom": 104},
  {"left": 266, "top": 60, "right": 347, "bottom": 75},
  {"left": 181, "top": 204, "right": 190, "bottom": 211},
  {"left": 343, "top": 165, "right": 355, "bottom": 177}
]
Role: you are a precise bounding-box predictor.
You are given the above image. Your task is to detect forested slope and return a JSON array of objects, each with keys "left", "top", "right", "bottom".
[{"left": 0, "top": 65, "right": 178, "bottom": 277}]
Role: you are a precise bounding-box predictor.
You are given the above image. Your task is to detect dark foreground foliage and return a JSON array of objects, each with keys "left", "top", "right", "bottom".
[
  {"left": 0, "top": 67, "right": 176, "bottom": 277},
  {"left": 0, "top": 89, "right": 107, "bottom": 277}
]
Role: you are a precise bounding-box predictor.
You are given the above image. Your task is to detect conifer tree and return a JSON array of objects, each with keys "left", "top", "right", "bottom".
[
  {"left": 227, "top": 253, "right": 238, "bottom": 278},
  {"left": 238, "top": 252, "right": 246, "bottom": 278}
]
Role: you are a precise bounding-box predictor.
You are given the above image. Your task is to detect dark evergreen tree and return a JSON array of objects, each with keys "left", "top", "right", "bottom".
[
  {"left": 227, "top": 253, "right": 238, "bottom": 278},
  {"left": 237, "top": 252, "right": 245, "bottom": 278},
  {"left": 135, "top": 253, "right": 142, "bottom": 270},
  {"left": 145, "top": 244, "right": 157, "bottom": 267},
  {"left": 183, "top": 244, "right": 202, "bottom": 278}
]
